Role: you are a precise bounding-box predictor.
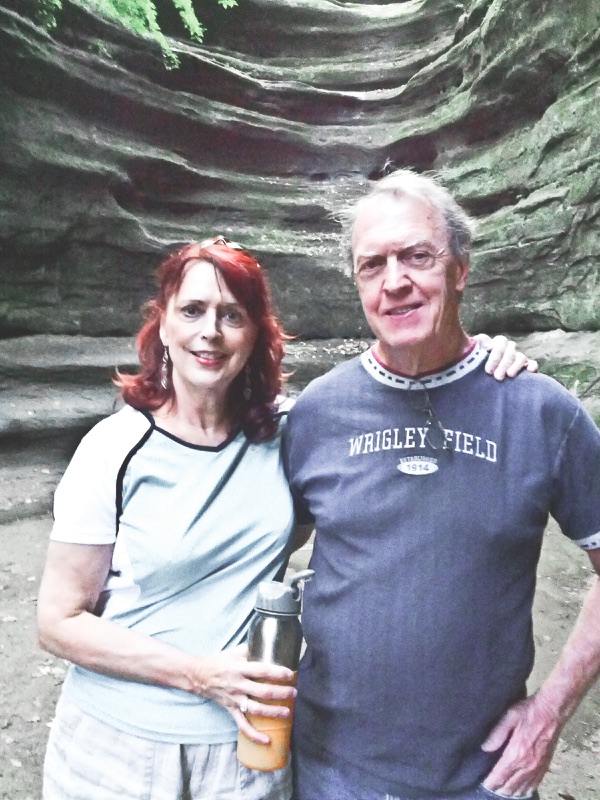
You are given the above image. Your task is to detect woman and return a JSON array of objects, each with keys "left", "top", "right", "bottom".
[
  {"left": 38, "top": 238, "right": 305, "bottom": 800},
  {"left": 37, "top": 237, "right": 533, "bottom": 800}
]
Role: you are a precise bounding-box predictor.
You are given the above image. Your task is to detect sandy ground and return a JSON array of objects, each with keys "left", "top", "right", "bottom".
[{"left": 0, "top": 515, "right": 598, "bottom": 800}]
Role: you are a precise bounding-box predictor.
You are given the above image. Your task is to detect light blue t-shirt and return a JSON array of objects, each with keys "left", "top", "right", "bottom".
[{"left": 52, "top": 406, "right": 295, "bottom": 743}]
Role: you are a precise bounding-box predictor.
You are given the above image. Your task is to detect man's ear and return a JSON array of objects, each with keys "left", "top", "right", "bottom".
[{"left": 455, "top": 258, "right": 469, "bottom": 292}]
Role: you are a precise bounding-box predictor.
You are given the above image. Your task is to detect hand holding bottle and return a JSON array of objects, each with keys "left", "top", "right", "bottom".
[
  {"left": 237, "top": 570, "right": 314, "bottom": 770},
  {"left": 193, "top": 643, "right": 295, "bottom": 744}
]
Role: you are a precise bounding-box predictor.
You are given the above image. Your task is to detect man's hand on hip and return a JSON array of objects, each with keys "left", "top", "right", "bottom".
[{"left": 480, "top": 693, "right": 560, "bottom": 796}]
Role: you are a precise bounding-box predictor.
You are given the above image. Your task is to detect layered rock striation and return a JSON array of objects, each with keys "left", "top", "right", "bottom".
[
  {"left": 0, "top": 0, "right": 599, "bottom": 496},
  {"left": 1, "top": 0, "right": 599, "bottom": 339}
]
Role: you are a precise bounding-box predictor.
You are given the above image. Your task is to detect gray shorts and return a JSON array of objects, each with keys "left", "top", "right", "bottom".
[{"left": 43, "top": 697, "right": 292, "bottom": 800}]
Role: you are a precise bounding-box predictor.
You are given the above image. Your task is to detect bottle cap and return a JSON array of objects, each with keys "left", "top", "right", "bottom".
[
  {"left": 254, "top": 569, "right": 315, "bottom": 615},
  {"left": 255, "top": 581, "right": 299, "bottom": 614}
]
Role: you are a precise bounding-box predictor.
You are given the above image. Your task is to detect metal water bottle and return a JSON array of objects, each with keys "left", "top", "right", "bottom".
[{"left": 237, "top": 569, "right": 314, "bottom": 771}]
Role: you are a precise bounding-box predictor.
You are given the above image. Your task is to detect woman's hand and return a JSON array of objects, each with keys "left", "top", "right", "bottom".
[
  {"left": 194, "top": 644, "right": 296, "bottom": 743},
  {"left": 38, "top": 542, "right": 294, "bottom": 745},
  {"left": 38, "top": 543, "right": 295, "bottom": 743},
  {"left": 476, "top": 333, "right": 539, "bottom": 380}
]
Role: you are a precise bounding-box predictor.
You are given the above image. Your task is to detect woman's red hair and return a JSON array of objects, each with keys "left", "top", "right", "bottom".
[{"left": 115, "top": 241, "right": 287, "bottom": 442}]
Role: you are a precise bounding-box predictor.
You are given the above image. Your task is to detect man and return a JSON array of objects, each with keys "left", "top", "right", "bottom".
[{"left": 284, "top": 170, "right": 600, "bottom": 800}]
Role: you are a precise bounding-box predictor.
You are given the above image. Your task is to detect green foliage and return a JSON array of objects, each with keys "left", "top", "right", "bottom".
[
  {"left": 172, "top": 0, "right": 206, "bottom": 42},
  {"left": 32, "top": 0, "right": 239, "bottom": 66},
  {"left": 34, "top": 0, "right": 63, "bottom": 29}
]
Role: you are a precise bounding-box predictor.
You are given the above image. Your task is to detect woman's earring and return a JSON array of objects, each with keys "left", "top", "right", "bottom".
[
  {"left": 161, "top": 347, "right": 169, "bottom": 390},
  {"left": 244, "top": 364, "right": 252, "bottom": 401}
]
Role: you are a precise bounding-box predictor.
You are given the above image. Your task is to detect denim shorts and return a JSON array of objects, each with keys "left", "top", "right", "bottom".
[{"left": 292, "top": 743, "right": 539, "bottom": 800}]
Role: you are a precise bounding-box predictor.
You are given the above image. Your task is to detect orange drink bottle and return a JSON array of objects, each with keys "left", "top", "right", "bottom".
[{"left": 237, "top": 570, "right": 314, "bottom": 771}]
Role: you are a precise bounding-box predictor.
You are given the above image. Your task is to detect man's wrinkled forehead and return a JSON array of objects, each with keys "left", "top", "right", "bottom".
[{"left": 351, "top": 193, "right": 448, "bottom": 258}]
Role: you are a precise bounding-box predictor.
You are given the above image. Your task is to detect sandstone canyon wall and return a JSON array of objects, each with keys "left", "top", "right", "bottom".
[
  {"left": 0, "top": 0, "right": 599, "bottom": 479},
  {"left": 1, "top": 0, "right": 599, "bottom": 340}
]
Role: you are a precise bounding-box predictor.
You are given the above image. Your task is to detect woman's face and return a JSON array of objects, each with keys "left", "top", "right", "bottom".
[{"left": 160, "top": 260, "right": 258, "bottom": 403}]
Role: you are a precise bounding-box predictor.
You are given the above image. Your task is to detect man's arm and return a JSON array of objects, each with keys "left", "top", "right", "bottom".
[
  {"left": 291, "top": 524, "right": 314, "bottom": 553},
  {"left": 481, "top": 547, "right": 600, "bottom": 796}
]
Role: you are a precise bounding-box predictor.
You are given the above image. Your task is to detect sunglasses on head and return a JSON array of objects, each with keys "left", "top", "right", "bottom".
[{"left": 200, "top": 235, "right": 246, "bottom": 251}]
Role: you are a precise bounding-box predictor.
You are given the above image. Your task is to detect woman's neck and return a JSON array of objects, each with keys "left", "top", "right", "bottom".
[{"left": 154, "top": 390, "right": 234, "bottom": 447}]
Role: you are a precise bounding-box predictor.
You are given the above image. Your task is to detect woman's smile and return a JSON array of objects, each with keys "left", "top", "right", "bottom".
[{"left": 191, "top": 349, "right": 227, "bottom": 367}]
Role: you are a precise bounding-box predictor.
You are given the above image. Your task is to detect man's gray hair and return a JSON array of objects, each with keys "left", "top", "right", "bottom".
[{"left": 338, "top": 169, "right": 477, "bottom": 271}]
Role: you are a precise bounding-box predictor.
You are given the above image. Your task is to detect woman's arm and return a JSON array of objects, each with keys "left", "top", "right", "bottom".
[
  {"left": 476, "top": 333, "right": 539, "bottom": 379},
  {"left": 37, "top": 540, "right": 295, "bottom": 743}
]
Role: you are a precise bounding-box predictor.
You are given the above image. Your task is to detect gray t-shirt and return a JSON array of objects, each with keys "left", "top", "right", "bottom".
[{"left": 283, "top": 342, "right": 600, "bottom": 796}]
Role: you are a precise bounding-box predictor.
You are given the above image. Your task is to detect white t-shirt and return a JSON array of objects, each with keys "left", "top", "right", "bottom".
[{"left": 52, "top": 405, "right": 295, "bottom": 743}]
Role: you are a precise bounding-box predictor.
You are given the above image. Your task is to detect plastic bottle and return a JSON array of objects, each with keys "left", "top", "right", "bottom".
[{"left": 237, "top": 569, "right": 314, "bottom": 771}]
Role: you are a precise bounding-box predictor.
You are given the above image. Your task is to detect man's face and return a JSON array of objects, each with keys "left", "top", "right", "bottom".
[{"left": 352, "top": 193, "right": 468, "bottom": 370}]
